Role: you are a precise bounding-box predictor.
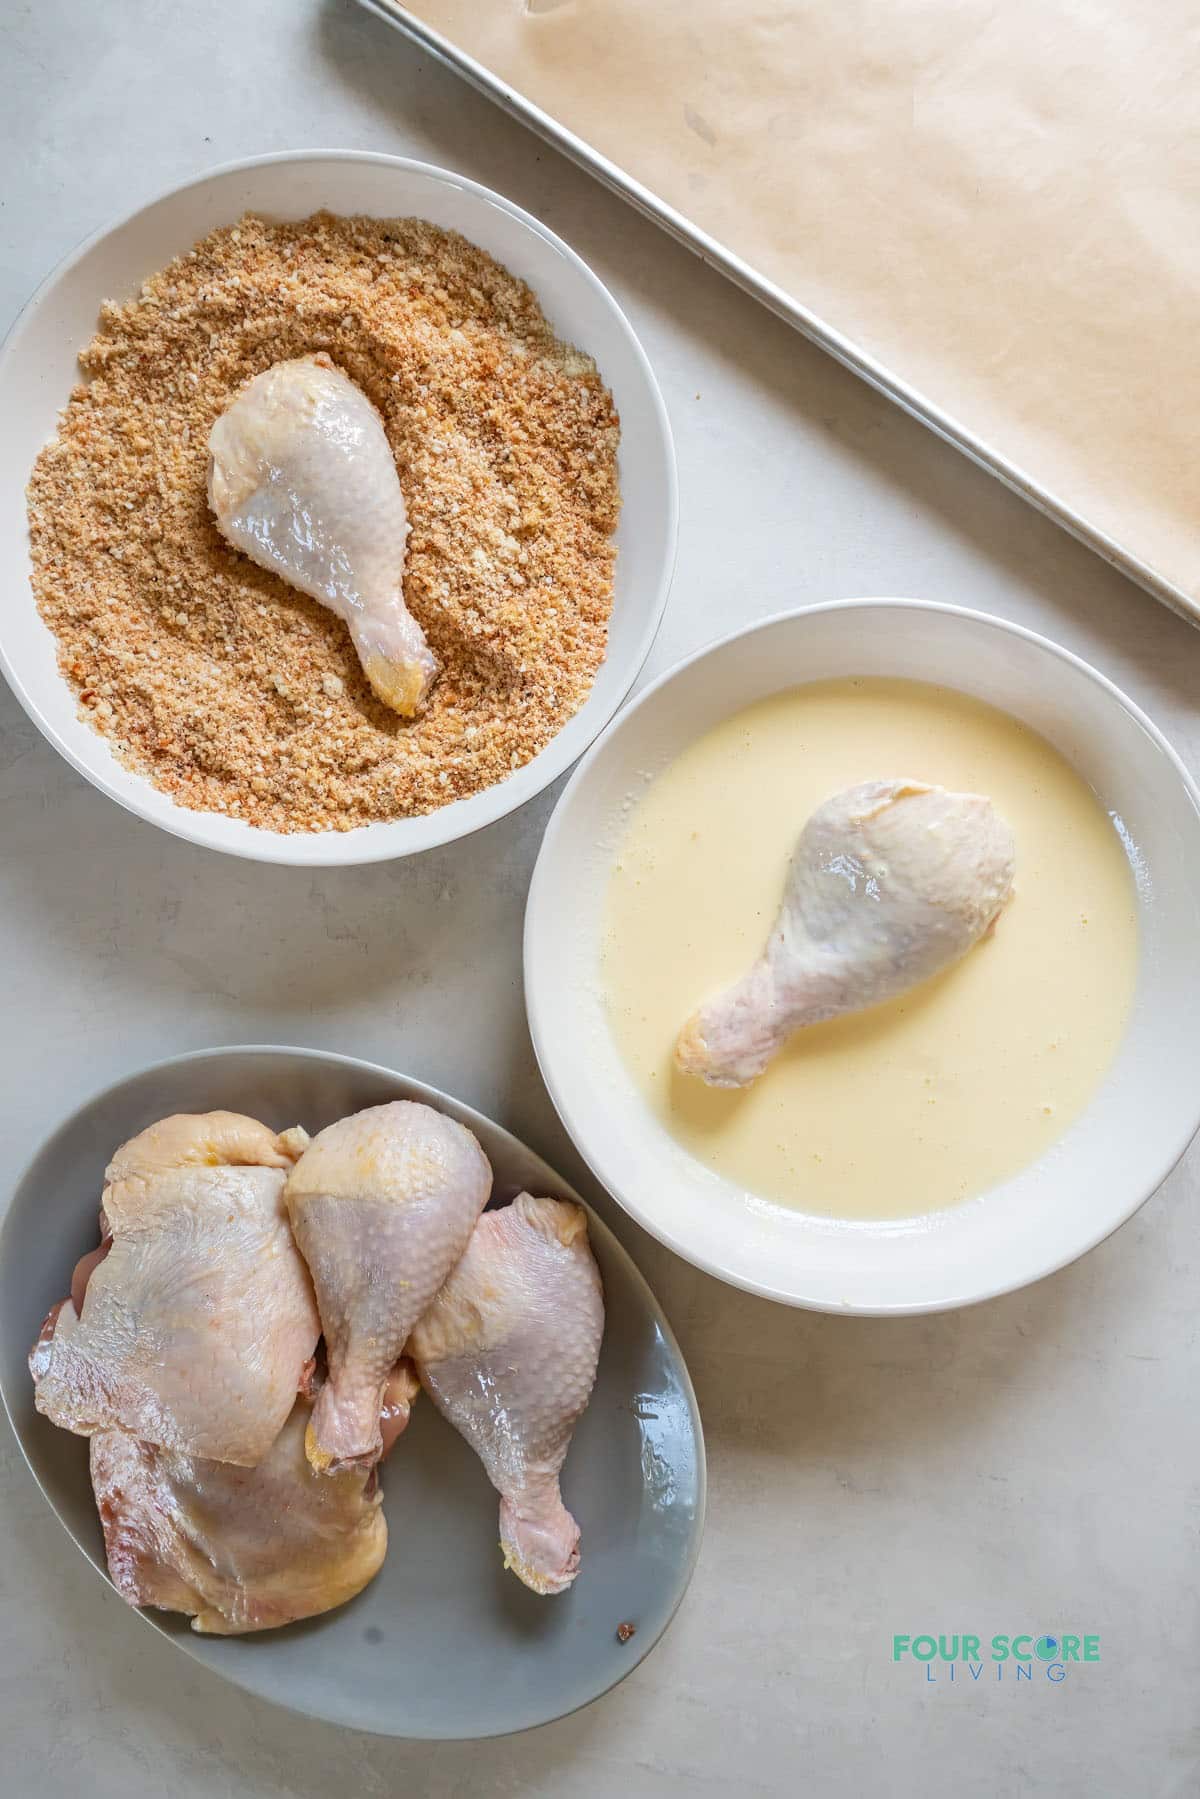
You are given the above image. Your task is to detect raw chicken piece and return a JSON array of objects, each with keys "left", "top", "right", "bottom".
[
  {"left": 409, "top": 1193, "right": 604, "bottom": 1596},
  {"left": 379, "top": 1357, "right": 421, "bottom": 1458},
  {"left": 31, "top": 1113, "right": 319, "bottom": 1465},
  {"left": 91, "top": 1397, "right": 386, "bottom": 1635},
  {"left": 677, "top": 779, "right": 1016, "bottom": 1088},
  {"left": 285, "top": 1101, "right": 492, "bottom": 1472},
  {"left": 207, "top": 353, "right": 437, "bottom": 716}
]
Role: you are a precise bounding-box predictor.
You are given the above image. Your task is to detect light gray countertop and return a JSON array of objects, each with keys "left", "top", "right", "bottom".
[{"left": 2, "top": 4, "right": 1197, "bottom": 1795}]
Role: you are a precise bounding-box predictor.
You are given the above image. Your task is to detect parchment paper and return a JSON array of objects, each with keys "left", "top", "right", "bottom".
[{"left": 407, "top": 0, "right": 1200, "bottom": 613}]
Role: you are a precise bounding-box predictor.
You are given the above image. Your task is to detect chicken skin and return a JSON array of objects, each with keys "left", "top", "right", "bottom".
[
  {"left": 285, "top": 1102, "right": 492, "bottom": 1473},
  {"left": 677, "top": 779, "right": 1016, "bottom": 1088},
  {"left": 379, "top": 1357, "right": 422, "bottom": 1457},
  {"left": 90, "top": 1396, "right": 386, "bottom": 1635},
  {"left": 207, "top": 353, "right": 437, "bottom": 716},
  {"left": 31, "top": 1113, "right": 319, "bottom": 1466},
  {"left": 409, "top": 1193, "right": 604, "bottom": 1596}
]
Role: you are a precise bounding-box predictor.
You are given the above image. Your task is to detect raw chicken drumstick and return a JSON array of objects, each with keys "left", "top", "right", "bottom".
[
  {"left": 207, "top": 353, "right": 437, "bottom": 715},
  {"left": 285, "top": 1101, "right": 492, "bottom": 1473},
  {"left": 409, "top": 1193, "right": 605, "bottom": 1596},
  {"left": 91, "top": 1393, "right": 386, "bottom": 1635},
  {"left": 677, "top": 778, "right": 1016, "bottom": 1088},
  {"left": 31, "top": 1113, "right": 319, "bottom": 1465}
]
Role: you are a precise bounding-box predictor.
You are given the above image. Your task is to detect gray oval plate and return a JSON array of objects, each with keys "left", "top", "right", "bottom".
[{"left": 0, "top": 1047, "right": 705, "bottom": 1738}]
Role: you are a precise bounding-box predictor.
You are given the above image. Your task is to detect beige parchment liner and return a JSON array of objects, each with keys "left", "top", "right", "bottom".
[{"left": 408, "top": 0, "right": 1200, "bottom": 609}]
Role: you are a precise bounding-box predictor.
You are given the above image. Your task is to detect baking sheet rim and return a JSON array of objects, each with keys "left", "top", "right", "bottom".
[{"left": 358, "top": 0, "right": 1197, "bottom": 630}]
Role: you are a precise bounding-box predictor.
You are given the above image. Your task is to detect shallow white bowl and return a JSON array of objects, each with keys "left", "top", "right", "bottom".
[
  {"left": 0, "top": 151, "right": 676, "bottom": 864},
  {"left": 525, "top": 599, "right": 1200, "bottom": 1314}
]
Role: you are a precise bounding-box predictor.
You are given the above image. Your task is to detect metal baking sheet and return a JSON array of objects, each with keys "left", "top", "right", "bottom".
[{"left": 356, "top": 0, "right": 1197, "bottom": 630}]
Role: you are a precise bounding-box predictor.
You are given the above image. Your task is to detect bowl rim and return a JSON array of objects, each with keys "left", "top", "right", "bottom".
[
  {"left": 0, "top": 148, "right": 679, "bottom": 867},
  {"left": 0, "top": 1042, "right": 707, "bottom": 1739},
  {"left": 525, "top": 594, "right": 1200, "bottom": 1315}
]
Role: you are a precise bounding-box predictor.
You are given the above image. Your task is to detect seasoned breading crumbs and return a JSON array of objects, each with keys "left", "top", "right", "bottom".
[{"left": 27, "top": 212, "right": 620, "bottom": 832}]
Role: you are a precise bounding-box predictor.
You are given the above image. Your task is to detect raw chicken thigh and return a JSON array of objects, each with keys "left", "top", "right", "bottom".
[
  {"left": 677, "top": 779, "right": 1016, "bottom": 1088},
  {"left": 409, "top": 1193, "right": 604, "bottom": 1596},
  {"left": 31, "top": 1113, "right": 319, "bottom": 1465},
  {"left": 207, "top": 353, "right": 437, "bottom": 715},
  {"left": 91, "top": 1395, "right": 386, "bottom": 1635},
  {"left": 286, "top": 1102, "right": 492, "bottom": 1472}
]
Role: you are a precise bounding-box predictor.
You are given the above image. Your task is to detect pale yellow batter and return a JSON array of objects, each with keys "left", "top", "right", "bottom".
[{"left": 602, "top": 680, "right": 1139, "bottom": 1222}]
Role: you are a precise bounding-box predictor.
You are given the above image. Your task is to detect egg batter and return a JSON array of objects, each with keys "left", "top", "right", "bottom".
[{"left": 602, "top": 679, "right": 1139, "bottom": 1221}]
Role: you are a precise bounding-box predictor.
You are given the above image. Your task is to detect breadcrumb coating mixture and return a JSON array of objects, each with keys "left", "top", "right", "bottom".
[{"left": 27, "top": 211, "right": 620, "bottom": 832}]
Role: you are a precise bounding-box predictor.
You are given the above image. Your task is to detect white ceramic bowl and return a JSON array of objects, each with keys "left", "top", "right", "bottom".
[
  {"left": 0, "top": 151, "right": 676, "bottom": 864},
  {"left": 525, "top": 599, "right": 1200, "bottom": 1314}
]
